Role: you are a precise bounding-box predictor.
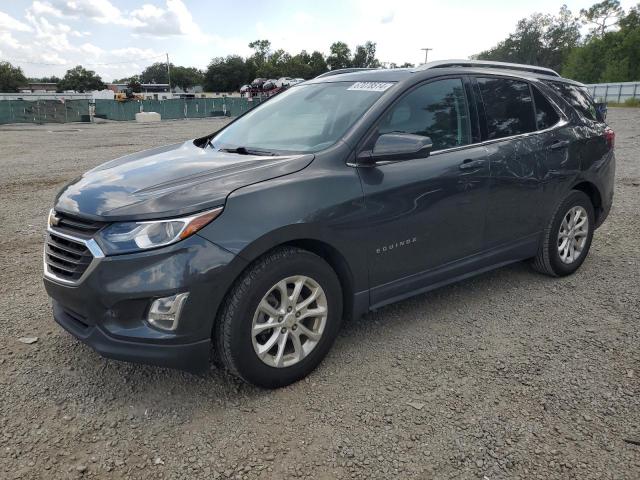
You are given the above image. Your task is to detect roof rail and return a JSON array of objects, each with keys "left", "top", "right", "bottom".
[
  {"left": 315, "top": 67, "right": 378, "bottom": 79},
  {"left": 416, "top": 60, "right": 561, "bottom": 78}
]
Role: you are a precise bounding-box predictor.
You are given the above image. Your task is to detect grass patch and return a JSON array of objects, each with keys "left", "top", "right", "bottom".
[{"left": 606, "top": 98, "right": 640, "bottom": 108}]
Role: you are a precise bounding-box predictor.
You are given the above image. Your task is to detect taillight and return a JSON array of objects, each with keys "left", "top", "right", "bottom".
[{"left": 604, "top": 127, "right": 615, "bottom": 149}]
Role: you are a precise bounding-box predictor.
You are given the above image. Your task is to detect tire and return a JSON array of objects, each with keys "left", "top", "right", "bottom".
[
  {"left": 532, "top": 190, "right": 595, "bottom": 277},
  {"left": 215, "top": 247, "right": 343, "bottom": 388}
]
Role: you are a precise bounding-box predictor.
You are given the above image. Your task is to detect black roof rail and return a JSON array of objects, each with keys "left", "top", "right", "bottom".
[
  {"left": 315, "top": 68, "right": 378, "bottom": 79},
  {"left": 415, "top": 60, "right": 561, "bottom": 78}
]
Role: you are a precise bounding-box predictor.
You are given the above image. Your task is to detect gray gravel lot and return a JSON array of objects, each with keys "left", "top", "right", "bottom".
[{"left": 0, "top": 112, "right": 638, "bottom": 480}]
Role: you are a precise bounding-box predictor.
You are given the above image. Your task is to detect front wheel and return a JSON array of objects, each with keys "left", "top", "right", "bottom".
[
  {"left": 215, "top": 247, "right": 343, "bottom": 388},
  {"left": 532, "top": 190, "right": 595, "bottom": 277}
]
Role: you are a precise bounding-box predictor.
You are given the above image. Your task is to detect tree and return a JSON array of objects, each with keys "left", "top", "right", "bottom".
[
  {"left": 563, "top": 4, "right": 640, "bottom": 82},
  {"left": 0, "top": 62, "right": 27, "bottom": 92},
  {"left": 57, "top": 66, "right": 105, "bottom": 92},
  {"left": 170, "top": 66, "right": 204, "bottom": 90},
  {"left": 327, "top": 41, "right": 352, "bottom": 70},
  {"left": 28, "top": 75, "right": 60, "bottom": 83},
  {"left": 308, "top": 51, "right": 328, "bottom": 77},
  {"left": 204, "top": 55, "right": 251, "bottom": 92},
  {"left": 247, "top": 39, "right": 272, "bottom": 77},
  {"left": 474, "top": 6, "right": 581, "bottom": 73},
  {"left": 140, "top": 62, "right": 169, "bottom": 84},
  {"left": 128, "top": 78, "right": 142, "bottom": 93},
  {"left": 580, "top": 0, "right": 623, "bottom": 38},
  {"left": 351, "top": 41, "right": 381, "bottom": 68}
]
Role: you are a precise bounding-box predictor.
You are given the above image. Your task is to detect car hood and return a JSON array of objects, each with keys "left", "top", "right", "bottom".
[{"left": 54, "top": 141, "right": 314, "bottom": 221}]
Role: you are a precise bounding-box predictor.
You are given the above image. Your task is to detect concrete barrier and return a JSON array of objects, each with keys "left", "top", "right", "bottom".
[{"left": 135, "top": 112, "right": 161, "bottom": 123}]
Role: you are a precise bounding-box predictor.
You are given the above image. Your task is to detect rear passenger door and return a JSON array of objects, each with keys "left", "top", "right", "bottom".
[{"left": 474, "top": 76, "right": 548, "bottom": 250}]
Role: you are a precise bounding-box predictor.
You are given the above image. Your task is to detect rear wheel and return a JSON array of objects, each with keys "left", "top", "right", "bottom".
[
  {"left": 533, "top": 190, "right": 595, "bottom": 277},
  {"left": 215, "top": 247, "right": 342, "bottom": 388}
]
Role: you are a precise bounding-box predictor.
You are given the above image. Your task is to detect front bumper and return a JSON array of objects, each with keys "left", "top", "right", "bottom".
[
  {"left": 44, "top": 233, "right": 245, "bottom": 373},
  {"left": 52, "top": 301, "right": 211, "bottom": 372}
]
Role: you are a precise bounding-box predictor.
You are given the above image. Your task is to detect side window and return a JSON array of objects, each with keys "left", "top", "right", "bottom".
[
  {"left": 378, "top": 78, "right": 471, "bottom": 151},
  {"left": 545, "top": 81, "right": 599, "bottom": 122},
  {"left": 532, "top": 86, "right": 560, "bottom": 130},
  {"left": 477, "top": 77, "right": 536, "bottom": 140}
]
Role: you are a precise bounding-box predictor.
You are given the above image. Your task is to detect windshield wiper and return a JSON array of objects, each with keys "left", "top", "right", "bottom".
[{"left": 218, "top": 146, "right": 277, "bottom": 156}]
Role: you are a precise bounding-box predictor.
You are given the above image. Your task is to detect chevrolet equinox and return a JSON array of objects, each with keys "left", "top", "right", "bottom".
[{"left": 44, "top": 61, "right": 615, "bottom": 388}]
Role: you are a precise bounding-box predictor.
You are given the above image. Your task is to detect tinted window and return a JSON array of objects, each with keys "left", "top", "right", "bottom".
[
  {"left": 477, "top": 77, "right": 536, "bottom": 139},
  {"left": 545, "top": 81, "right": 599, "bottom": 122},
  {"left": 212, "top": 82, "right": 388, "bottom": 153},
  {"left": 378, "top": 78, "right": 471, "bottom": 151},
  {"left": 532, "top": 86, "right": 560, "bottom": 130}
]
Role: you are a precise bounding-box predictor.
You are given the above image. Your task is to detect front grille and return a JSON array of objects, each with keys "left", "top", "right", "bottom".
[
  {"left": 54, "top": 211, "right": 105, "bottom": 237},
  {"left": 45, "top": 232, "right": 94, "bottom": 282}
]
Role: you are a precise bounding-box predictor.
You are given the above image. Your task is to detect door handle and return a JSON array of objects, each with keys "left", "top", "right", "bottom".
[
  {"left": 459, "top": 159, "right": 485, "bottom": 170},
  {"left": 548, "top": 140, "right": 570, "bottom": 150}
]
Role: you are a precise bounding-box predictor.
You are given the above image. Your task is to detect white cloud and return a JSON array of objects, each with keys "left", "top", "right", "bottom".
[
  {"left": 29, "top": 1, "right": 64, "bottom": 18},
  {"left": 52, "top": 0, "right": 121, "bottom": 24},
  {"left": 0, "top": 10, "right": 32, "bottom": 31},
  {"left": 131, "top": 0, "right": 204, "bottom": 38}
]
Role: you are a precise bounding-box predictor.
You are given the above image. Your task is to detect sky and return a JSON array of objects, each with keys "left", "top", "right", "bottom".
[{"left": 0, "top": 0, "right": 637, "bottom": 81}]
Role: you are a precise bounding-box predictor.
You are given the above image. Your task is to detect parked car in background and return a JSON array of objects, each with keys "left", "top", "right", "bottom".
[
  {"left": 276, "top": 77, "right": 293, "bottom": 88},
  {"left": 44, "top": 60, "right": 614, "bottom": 388},
  {"left": 262, "top": 79, "right": 277, "bottom": 90}
]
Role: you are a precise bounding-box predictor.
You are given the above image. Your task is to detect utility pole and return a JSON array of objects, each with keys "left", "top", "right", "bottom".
[
  {"left": 166, "top": 53, "right": 172, "bottom": 92},
  {"left": 421, "top": 48, "right": 433, "bottom": 64}
]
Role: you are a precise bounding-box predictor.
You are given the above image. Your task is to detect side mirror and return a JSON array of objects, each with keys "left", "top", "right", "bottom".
[{"left": 358, "top": 133, "right": 433, "bottom": 166}]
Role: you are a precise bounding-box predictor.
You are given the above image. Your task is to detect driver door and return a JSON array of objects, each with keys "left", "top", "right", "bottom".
[{"left": 357, "top": 77, "right": 490, "bottom": 305}]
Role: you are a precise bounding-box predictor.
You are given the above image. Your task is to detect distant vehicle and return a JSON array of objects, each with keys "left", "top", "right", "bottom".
[
  {"left": 251, "top": 78, "right": 267, "bottom": 88},
  {"left": 289, "top": 78, "right": 305, "bottom": 85},
  {"left": 44, "top": 60, "right": 614, "bottom": 388},
  {"left": 262, "top": 79, "right": 277, "bottom": 90},
  {"left": 276, "top": 77, "right": 293, "bottom": 88},
  {"left": 239, "top": 84, "right": 251, "bottom": 93}
]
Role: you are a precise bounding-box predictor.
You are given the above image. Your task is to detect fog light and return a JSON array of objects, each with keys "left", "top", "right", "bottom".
[{"left": 147, "top": 293, "right": 189, "bottom": 331}]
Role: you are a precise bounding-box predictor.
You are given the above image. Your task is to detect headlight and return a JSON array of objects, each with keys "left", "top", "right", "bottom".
[{"left": 96, "top": 207, "right": 223, "bottom": 255}]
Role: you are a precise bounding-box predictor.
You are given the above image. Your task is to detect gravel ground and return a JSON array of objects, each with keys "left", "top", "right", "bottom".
[{"left": 0, "top": 111, "right": 638, "bottom": 480}]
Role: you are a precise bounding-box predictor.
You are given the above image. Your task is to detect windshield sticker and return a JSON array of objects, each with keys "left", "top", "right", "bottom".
[{"left": 348, "top": 82, "right": 394, "bottom": 92}]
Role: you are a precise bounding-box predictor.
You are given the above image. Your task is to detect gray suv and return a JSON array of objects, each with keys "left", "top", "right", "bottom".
[{"left": 44, "top": 60, "right": 615, "bottom": 387}]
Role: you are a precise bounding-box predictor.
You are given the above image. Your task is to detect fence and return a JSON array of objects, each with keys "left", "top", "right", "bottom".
[
  {"left": 0, "top": 97, "right": 263, "bottom": 124},
  {"left": 0, "top": 99, "right": 91, "bottom": 124},
  {"left": 585, "top": 82, "right": 640, "bottom": 103}
]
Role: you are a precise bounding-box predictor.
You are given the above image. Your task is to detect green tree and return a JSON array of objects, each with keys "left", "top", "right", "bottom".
[
  {"left": 57, "top": 66, "right": 105, "bottom": 92},
  {"left": 308, "top": 51, "right": 328, "bottom": 77},
  {"left": 204, "top": 55, "right": 251, "bottom": 92},
  {"left": 351, "top": 41, "right": 381, "bottom": 68},
  {"left": 28, "top": 75, "right": 60, "bottom": 83},
  {"left": 580, "top": 0, "right": 623, "bottom": 38},
  {"left": 327, "top": 41, "right": 352, "bottom": 70},
  {"left": 474, "top": 5, "right": 581, "bottom": 73},
  {"left": 0, "top": 62, "right": 27, "bottom": 92},
  {"left": 127, "top": 77, "right": 142, "bottom": 93},
  {"left": 140, "top": 62, "right": 169, "bottom": 84},
  {"left": 563, "top": 4, "right": 640, "bottom": 82},
  {"left": 247, "top": 39, "right": 272, "bottom": 77},
  {"left": 170, "top": 66, "right": 204, "bottom": 90}
]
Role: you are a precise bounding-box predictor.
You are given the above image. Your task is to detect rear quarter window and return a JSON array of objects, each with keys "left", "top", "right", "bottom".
[
  {"left": 532, "top": 86, "right": 560, "bottom": 130},
  {"left": 545, "top": 81, "right": 601, "bottom": 122}
]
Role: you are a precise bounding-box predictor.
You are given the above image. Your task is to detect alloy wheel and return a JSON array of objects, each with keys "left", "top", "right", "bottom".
[
  {"left": 558, "top": 205, "right": 589, "bottom": 264},
  {"left": 251, "top": 275, "right": 328, "bottom": 368}
]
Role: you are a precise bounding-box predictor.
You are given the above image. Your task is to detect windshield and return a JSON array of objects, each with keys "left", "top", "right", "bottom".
[{"left": 211, "top": 81, "right": 392, "bottom": 153}]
